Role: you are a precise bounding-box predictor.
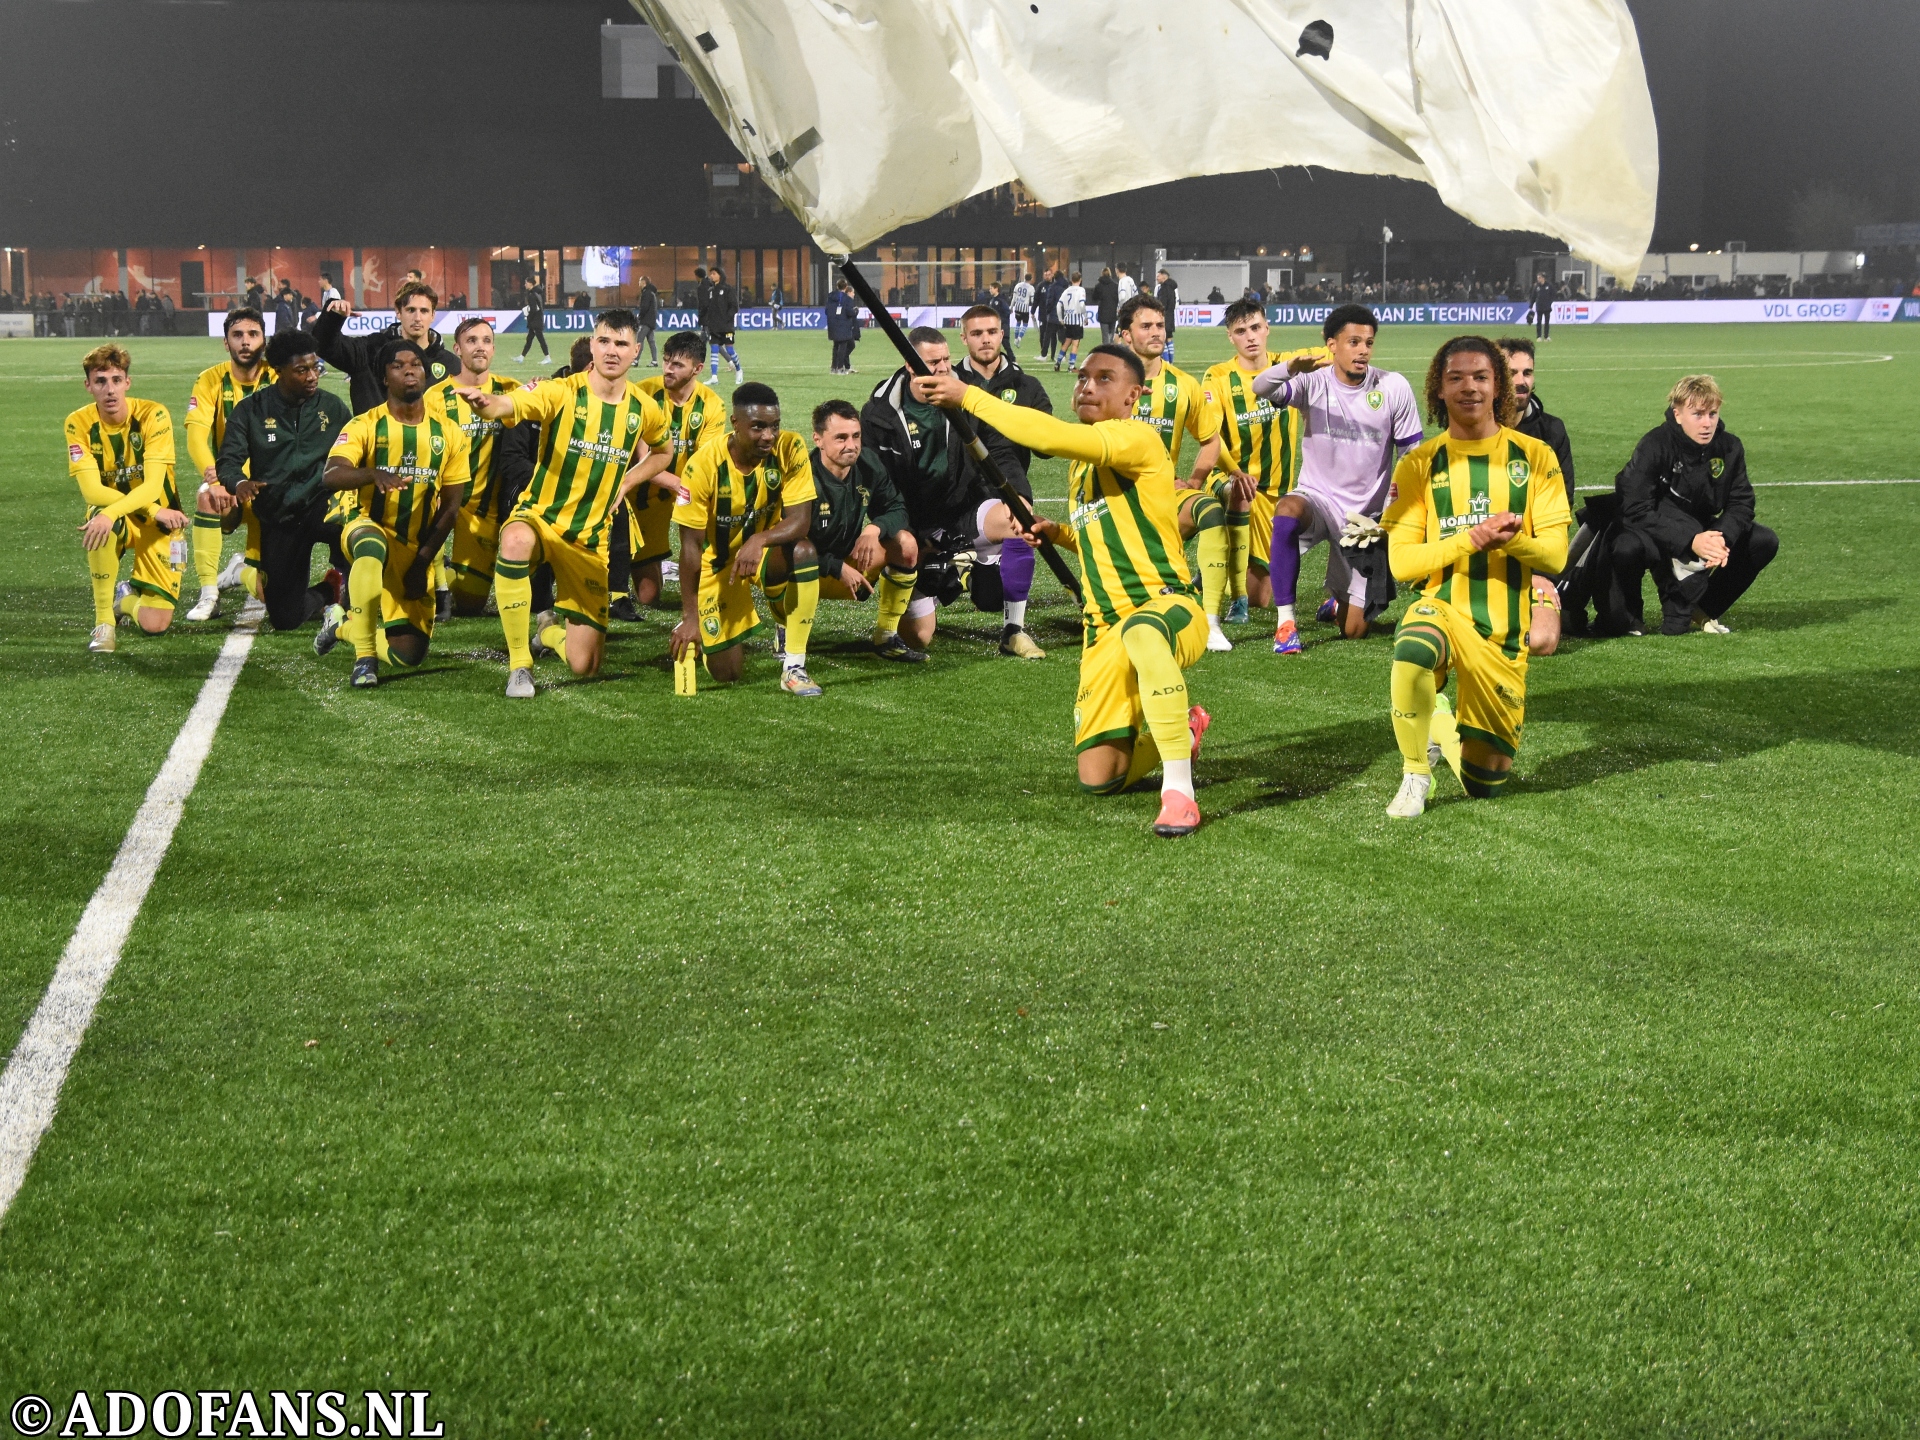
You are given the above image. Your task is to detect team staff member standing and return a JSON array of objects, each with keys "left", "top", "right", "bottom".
[
  {"left": 183, "top": 307, "right": 273, "bottom": 620},
  {"left": 702, "top": 272, "right": 743, "bottom": 384},
  {"left": 217, "top": 330, "right": 353, "bottom": 631},
  {"left": 1613, "top": 375, "right": 1776, "bottom": 637},
  {"left": 314, "top": 281, "right": 462, "bottom": 414},
  {"left": 66, "top": 343, "right": 188, "bottom": 651},
  {"left": 826, "top": 279, "right": 861, "bottom": 375},
  {"left": 519, "top": 275, "right": 550, "bottom": 363},
  {"left": 1496, "top": 337, "right": 1576, "bottom": 655}
]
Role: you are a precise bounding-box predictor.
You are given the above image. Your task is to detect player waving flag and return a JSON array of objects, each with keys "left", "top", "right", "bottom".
[{"left": 913, "top": 346, "right": 1212, "bottom": 838}]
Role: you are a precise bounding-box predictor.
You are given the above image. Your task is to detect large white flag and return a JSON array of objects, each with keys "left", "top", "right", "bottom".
[{"left": 632, "top": 0, "right": 1658, "bottom": 276}]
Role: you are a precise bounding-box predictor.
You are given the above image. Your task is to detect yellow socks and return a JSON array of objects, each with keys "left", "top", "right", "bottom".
[
  {"left": 495, "top": 558, "right": 533, "bottom": 669},
  {"left": 1225, "top": 507, "right": 1251, "bottom": 603},
  {"left": 1430, "top": 693, "right": 1464, "bottom": 786},
  {"left": 347, "top": 552, "right": 383, "bottom": 660},
  {"left": 782, "top": 556, "right": 820, "bottom": 664},
  {"left": 1390, "top": 659, "right": 1437, "bottom": 775},
  {"left": 874, "top": 565, "right": 917, "bottom": 639},
  {"left": 114, "top": 589, "right": 141, "bottom": 622},
  {"left": 1120, "top": 612, "right": 1192, "bottom": 762},
  {"left": 537, "top": 620, "right": 569, "bottom": 654},
  {"left": 242, "top": 561, "right": 263, "bottom": 600},
  {"left": 192, "top": 507, "right": 224, "bottom": 588},
  {"left": 88, "top": 544, "right": 120, "bottom": 626}
]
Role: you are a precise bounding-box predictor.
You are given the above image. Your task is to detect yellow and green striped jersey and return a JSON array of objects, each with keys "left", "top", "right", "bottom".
[
  {"left": 1067, "top": 417, "right": 1195, "bottom": 635},
  {"left": 505, "top": 372, "right": 670, "bottom": 552},
  {"left": 1203, "top": 349, "right": 1321, "bottom": 496},
  {"left": 1383, "top": 429, "right": 1571, "bottom": 658},
  {"left": 328, "top": 403, "right": 471, "bottom": 548},
  {"left": 432, "top": 373, "right": 522, "bottom": 522},
  {"left": 65, "top": 397, "right": 178, "bottom": 513},
  {"left": 1132, "top": 359, "right": 1219, "bottom": 473},
  {"left": 635, "top": 376, "right": 726, "bottom": 477},
  {"left": 674, "top": 430, "right": 816, "bottom": 577},
  {"left": 184, "top": 361, "right": 274, "bottom": 474}
]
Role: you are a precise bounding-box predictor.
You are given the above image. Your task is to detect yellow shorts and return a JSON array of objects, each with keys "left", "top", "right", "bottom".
[
  {"left": 449, "top": 505, "right": 502, "bottom": 595},
  {"left": 505, "top": 508, "right": 609, "bottom": 632},
  {"left": 626, "top": 486, "right": 675, "bottom": 567},
  {"left": 1073, "top": 592, "right": 1207, "bottom": 752},
  {"left": 695, "top": 549, "right": 779, "bottom": 653},
  {"left": 1399, "top": 596, "right": 1529, "bottom": 758},
  {"left": 103, "top": 507, "right": 183, "bottom": 611},
  {"left": 343, "top": 518, "right": 434, "bottom": 636}
]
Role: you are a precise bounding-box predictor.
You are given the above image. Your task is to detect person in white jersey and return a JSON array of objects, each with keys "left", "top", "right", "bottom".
[
  {"left": 1009, "top": 273, "right": 1035, "bottom": 348},
  {"left": 1252, "top": 304, "right": 1423, "bottom": 654},
  {"left": 1054, "top": 273, "right": 1088, "bottom": 373}
]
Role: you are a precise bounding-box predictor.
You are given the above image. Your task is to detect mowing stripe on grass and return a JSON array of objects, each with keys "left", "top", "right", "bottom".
[
  {"left": 1032, "top": 478, "right": 1920, "bottom": 502},
  {"left": 0, "top": 612, "right": 259, "bottom": 1227}
]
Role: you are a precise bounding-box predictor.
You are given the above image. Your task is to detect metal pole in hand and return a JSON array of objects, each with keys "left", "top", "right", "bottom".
[{"left": 837, "top": 258, "right": 1083, "bottom": 605}]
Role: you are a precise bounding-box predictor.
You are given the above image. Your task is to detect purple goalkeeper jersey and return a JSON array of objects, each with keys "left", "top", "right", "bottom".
[{"left": 1253, "top": 363, "right": 1423, "bottom": 517}]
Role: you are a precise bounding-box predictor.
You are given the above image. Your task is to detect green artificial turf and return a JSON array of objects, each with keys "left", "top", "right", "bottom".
[{"left": 0, "top": 322, "right": 1917, "bottom": 1435}]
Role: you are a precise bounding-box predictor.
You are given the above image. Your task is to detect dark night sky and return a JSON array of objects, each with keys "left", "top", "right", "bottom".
[{"left": 0, "top": 0, "right": 1914, "bottom": 251}]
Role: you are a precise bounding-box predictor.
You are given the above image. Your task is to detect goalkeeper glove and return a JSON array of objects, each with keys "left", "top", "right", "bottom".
[{"left": 1339, "top": 511, "right": 1386, "bottom": 549}]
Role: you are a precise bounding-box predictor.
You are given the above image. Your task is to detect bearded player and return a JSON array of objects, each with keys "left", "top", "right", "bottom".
[
  {"left": 433, "top": 316, "right": 533, "bottom": 618},
  {"left": 183, "top": 307, "right": 273, "bottom": 620},
  {"left": 1382, "top": 336, "right": 1569, "bottom": 819},
  {"left": 1115, "top": 293, "right": 1238, "bottom": 652},
  {"left": 622, "top": 330, "right": 726, "bottom": 616},
  {"left": 914, "top": 347, "right": 1212, "bottom": 838}
]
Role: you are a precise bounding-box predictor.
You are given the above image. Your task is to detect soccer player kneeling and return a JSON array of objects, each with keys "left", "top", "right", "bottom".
[
  {"left": 1382, "top": 337, "right": 1570, "bottom": 819},
  {"left": 671, "top": 383, "right": 824, "bottom": 696},
  {"left": 912, "top": 348, "right": 1212, "bottom": 838},
  {"left": 319, "top": 340, "right": 471, "bottom": 687},
  {"left": 66, "top": 344, "right": 188, "bottom": 650},
  {"left": 456, "top": 310, "right": 672, "bottom": 697}
]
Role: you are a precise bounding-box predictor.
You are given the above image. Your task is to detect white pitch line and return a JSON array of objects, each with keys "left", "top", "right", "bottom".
[{"left": 0, "top": 612, "right": 259, "bottom": 1226}]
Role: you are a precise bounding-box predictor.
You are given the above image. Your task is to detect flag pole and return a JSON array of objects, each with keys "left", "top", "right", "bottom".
[{"left": 837, "top": 258, "right": 1083, "bottom": 605}]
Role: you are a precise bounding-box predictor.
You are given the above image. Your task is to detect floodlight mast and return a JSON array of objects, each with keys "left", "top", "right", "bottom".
[{"left": 838, "top": 257, "right": 1083, "bottom": 605}]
